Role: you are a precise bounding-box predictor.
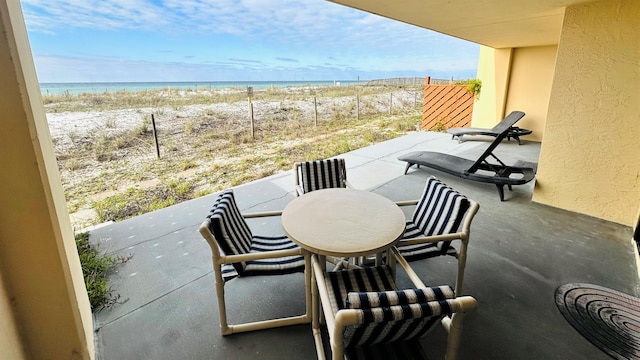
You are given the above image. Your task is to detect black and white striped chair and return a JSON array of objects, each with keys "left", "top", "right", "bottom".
[
  {"left": 198, "top": 189, "right": 311, "bottom": 335},
  {"left": 312, "top": 249, "right": 477, "bottom": 360},
  {"left": 395, "top": 176, "right": 479, "bottom": 296},
  {"left": 294, "top": 158, "right": 352, "bottom": 196},
  {"left": 294, "top": 158, "right": 356, "bottom": 269}
]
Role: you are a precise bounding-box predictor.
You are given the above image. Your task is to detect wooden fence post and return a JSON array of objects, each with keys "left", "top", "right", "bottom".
[
  {"left": 356, "top": 94, "right": 360, "bottom": 120},
  {"left": 314, "top": 96, "right": 318, "bottom": 127},
  {"left": 389, "top": 93, "right": 393, "bottom": 114},
  {"left": 151, "top": 114, "right": 160, "bottom": 159},
  {"left": 249, "top": 100, "right": 255, "bottom": 139},
  {"left": 247, "top": 86, "right": 254, "bottom": 139}
]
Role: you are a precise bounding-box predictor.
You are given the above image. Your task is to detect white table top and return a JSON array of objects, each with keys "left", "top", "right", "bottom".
[{"left": 281, "top": 188, "right": 406, "bottom": 257}]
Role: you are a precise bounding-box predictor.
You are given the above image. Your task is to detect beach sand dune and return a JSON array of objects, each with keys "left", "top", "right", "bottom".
[{"left": 45, "top": 87, "right": 421, "bottom": 229}]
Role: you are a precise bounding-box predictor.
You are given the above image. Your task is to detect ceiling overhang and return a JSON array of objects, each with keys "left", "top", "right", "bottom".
[{"left": 328, "top": 0, "right": 595, "bottom": 48}]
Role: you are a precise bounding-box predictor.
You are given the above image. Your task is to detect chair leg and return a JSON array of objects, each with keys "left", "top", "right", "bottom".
[
  {"left": 455, "top": 244, "right": 468, "bottom": 296},
  {"left": 404, "top": 163, "right": 414, "bottom": 174},
  {"left": 495, "top": 184, "right": 505, "bottom": 201},
  {"left": 442, "top": 297, "right": 477, "bottom": 360},
  {"left": 213, "top": 263, "right": 232, "bottom": 335},
  {"left": 311, "top": 257, "right": 322, "bottom": 353},
  {"left": 305, "top": 254, "right": 312, "bottom": 322},
  {"left": 214, "top": 257, "right": 311, "bottom": 336}
]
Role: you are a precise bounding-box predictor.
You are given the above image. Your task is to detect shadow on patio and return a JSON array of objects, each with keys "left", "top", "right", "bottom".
[{"left": 90, "top": 131, "right": 638, "bottom": 360}]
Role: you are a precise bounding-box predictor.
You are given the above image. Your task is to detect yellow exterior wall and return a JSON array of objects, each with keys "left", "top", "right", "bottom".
[
  {"left": 474, "top": 45, "right": 556, "bottom": 141},
  {"left": 533, "top": 0, "right": 640, "bottom": 226},
  {"left": 0, "top": 273, "right": 27, "bottom": 360},
  {"left": 0, "top": 1, "right": 94, "bottom": 359},
  {"left": 503, "top": 46, "right": 557, "bottom": 142},
  {"left": 472, "top": 47, "right": 512, "bottom": 126}
]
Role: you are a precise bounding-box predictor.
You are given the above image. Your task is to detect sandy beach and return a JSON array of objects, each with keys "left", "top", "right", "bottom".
[{"left": 44, "top": 86, "right": 421, "bottom": 229}]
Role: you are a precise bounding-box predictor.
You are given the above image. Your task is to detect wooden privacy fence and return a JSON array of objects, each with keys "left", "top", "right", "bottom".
[{"left": 421, "top": 77, "right": 474, "bottom": 131}]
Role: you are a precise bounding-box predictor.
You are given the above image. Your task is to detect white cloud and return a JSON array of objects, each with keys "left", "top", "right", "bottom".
[
  {"left": 21, "top": 0, "right": 453, "bottom": 48},
  {"left": 21, "top": 0, "right": 173, "bottom": 30},
  {"left": 21, "top": 0, "right": 479, "bottom": 82}
]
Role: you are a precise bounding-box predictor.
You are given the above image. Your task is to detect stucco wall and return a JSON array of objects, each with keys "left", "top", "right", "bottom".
[
  {"left": 472, "top": 47, "right": 512, "bottom": 127},
  {"left": 474, "top": 45, "right": 556, "bottom": 142},
  {"left": 0, "top": 274, "right": 26, "bottom": 360},
  {"left": 0, "top": 1, "right": 94, "bottom": 358},
  {"left": 504, "top": 46, "right": 556, "bottom": 142},
  {"left": 533, "top": 0, "right": 640, "bottom": 226}
]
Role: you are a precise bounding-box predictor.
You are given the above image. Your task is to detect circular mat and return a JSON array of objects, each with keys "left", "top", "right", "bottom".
[{"left": 555, "top": 283, "right": 640, "bottom": 359}]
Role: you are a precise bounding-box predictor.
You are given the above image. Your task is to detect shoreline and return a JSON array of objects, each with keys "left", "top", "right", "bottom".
[
  {"left": 39, "top": 80, "right": 362, "bottom": 96},
  {"left": 39, "top": 77, "right": 427, "bottom": 95}
]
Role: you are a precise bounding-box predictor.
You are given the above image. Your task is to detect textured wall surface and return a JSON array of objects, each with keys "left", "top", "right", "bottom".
[
  {"left": 474, "top": 46, "right": 556, "bottom": 142},
  {"left": 533, "top": 0, "right": 640, "bottom": 226},
  {"left": 504, "top": 45, "right": 557, "bottom": 142},
  {"left": 0, "top": 273, "right": 26, "bottom": 360},
  {"left": 472, "top": 47, "right": 512, "bottom": 128}
]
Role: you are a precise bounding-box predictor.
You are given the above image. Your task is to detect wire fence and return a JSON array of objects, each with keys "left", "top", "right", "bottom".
[
  {"left": 50, "top": 85, "right": 424, "bottom": 163},
  {"left": 43, "top": 78, "right": 490, "bottom": 227}
]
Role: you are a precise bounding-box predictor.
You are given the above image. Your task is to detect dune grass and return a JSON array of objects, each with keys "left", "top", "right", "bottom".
[
  {"left": 49, "top": 84, "right": 423, "bottom": 227},
  {"left": 75, "top": 232, "right": 130, "bottom": 310}
]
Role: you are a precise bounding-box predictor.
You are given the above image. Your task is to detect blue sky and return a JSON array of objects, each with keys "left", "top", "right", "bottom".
[{"left": 20, "top": 0, "right": 480, "bottom": 83}]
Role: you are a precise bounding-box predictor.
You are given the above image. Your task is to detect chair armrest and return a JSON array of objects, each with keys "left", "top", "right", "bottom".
[
  {"left": 448, "top": 296, "right": 477, "bottom": 314},
  {"left": 241, "top": 210, "right": 283, "bottom": 218},
  {"left": 395, "top": 199, "right": 419, "bottom": 207},
  {"left": 441, "top": 296, "right": 478, "bottom": 331},
  {"left": 220, "top": 247, "right": 305, "bottom": 263},
  {"left": 400, "top": 232, "right": 467, "bottom": 246}
]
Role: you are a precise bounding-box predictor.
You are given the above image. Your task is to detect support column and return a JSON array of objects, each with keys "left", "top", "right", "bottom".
[{"left": 0, "top": 1, "right": 94, "bottom": 358}]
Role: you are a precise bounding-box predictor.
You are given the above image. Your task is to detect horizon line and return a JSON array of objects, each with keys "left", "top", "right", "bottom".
[{"left": 39, "top": 78, "right": 434, "bottom": 85}]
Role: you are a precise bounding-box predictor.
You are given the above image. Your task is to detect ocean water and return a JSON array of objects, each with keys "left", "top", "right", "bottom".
[{"left": 39, "top": 80, "right": 360, "bottom": 96}]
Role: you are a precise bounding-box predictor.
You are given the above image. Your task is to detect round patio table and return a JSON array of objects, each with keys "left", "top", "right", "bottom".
[{"left": 281, "top": 188, "right": 405, "bottom": 258}]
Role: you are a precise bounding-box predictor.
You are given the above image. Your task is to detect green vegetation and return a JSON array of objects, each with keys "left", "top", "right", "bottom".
[
  {"left": 456, "top": 79, "right": 482, "bottom": 99},
  {"left": 93, "top": 181, "right": 193, "bottom": 222},
  {"left": 75, "top": 232, "right": 129, "bottom": 311}
]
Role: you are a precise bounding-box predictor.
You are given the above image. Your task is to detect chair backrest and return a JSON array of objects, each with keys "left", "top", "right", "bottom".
[
  {"left": 205, "top": 189, "right": 253, "bottom": 275},
  {"left": 328, "top": 266, "right": 457, "bottom": 347},
  {"left": 413, "top": 177, "right": 470, "bottom": 236},
  {"left": 296, "top": 158, "right": 347, "bottom": 193},
  {"left": 490, "top": 110, "right": 526, "bottom": 133},
  {"left": 413, "top": 177, "right": 470, "bottom": 251},
  {"left": 343, "top": 299, "right": 458, "bottom": 347},
  {"left": 468, "top": 111, "right": 525, "bottom": 173}
]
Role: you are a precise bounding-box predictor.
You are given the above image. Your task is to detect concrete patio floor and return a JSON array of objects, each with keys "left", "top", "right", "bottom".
[{"left": 90, "top": 131, "right": 639, "bottom": 360}]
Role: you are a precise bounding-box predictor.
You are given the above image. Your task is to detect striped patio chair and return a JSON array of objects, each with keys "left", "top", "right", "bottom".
[
  {"left": 311, "top": 249, "right": 477, "bottom": 360},
  {"left": 395, "top": 176, "right": 479, "bottom": 296},
  {"left": 198, "top": 189, "right": 311, "bottom": 335},
  {"left": 294, "top": 158, "right": 352, "bottom": 196}
]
